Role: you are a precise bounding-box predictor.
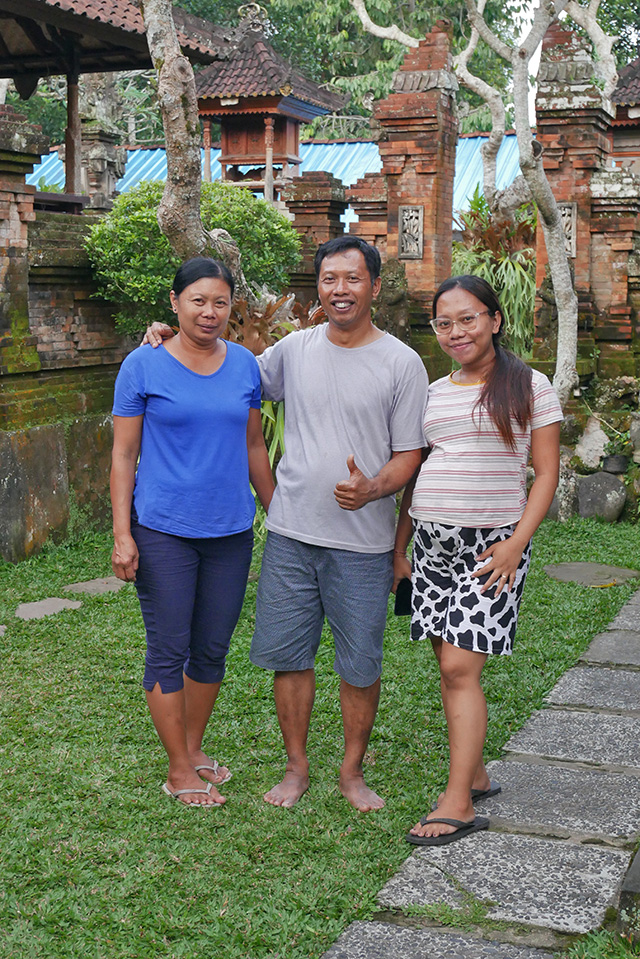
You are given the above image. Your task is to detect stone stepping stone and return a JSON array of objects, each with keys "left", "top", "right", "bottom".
[
  {"left": 544, "top": 562, "right": 639, "bottom": 587},
  {"left": 63, "top": 576, "right": 125, "bottom": 595},
  {"left": 15, "top": 598, "right": 82, "bottom": 620},
  {"left": 378, "top": 832, "right": 630, "bottom": 934},
  {"left": 506, "top": 709, "right": 640, "bottom": 769},
  {"left": 609, "top": 606, "right": 640, "bottom": 631},
  {"left": 0, "top": 625, "right": 5, "bottom": 636},
  {"left": 582, "top": 630, "right": 640, "bottom": 668},
  {"left": 322, "top": 921, "right": 552, "bottom": 958},
  {"left": 546, "top": 666, "right": 640, "bottom": 713},
  {"left": 474, "top": 760, "right": 640, "bottom": 839}
]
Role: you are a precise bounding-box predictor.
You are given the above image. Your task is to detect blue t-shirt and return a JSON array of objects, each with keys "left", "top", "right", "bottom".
[{"left": 113, "top": 341, "right": 262, "bottom": 538}]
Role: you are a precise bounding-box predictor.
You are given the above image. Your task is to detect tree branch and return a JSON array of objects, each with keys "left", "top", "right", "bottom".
[
  {"left": 565, "top": 0, "right": 619, "bottom": 97},
  {"left": 348, "top": 0, "right": 419, "bottom": 48}
]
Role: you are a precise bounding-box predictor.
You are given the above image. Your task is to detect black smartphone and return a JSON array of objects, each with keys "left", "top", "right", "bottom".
[{"left": 394, "top": 576, "right": 412, "bottom": 616}]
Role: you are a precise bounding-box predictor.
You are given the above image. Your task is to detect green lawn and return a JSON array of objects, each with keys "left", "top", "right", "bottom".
[{"left": 1, "top": 519, "right": 639, "bottom": 959}]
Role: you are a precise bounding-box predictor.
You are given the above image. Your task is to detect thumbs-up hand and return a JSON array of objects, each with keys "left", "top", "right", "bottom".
[{"left": 334, "top": 454, "right": 376, "bottom": 511}]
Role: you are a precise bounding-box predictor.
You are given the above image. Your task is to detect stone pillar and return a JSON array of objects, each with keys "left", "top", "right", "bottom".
[
  {"left": 281, "top": 171, "right": 347, "bottom": 304},
  {"left": 80, "top": 120, "right": 126, "bottom": 211},
  {"left": 347, "top": 21, "right": 458, "bottom": 374},
  {"left": 533, "top": 22, "right": 640, "bottom": 378},
  {"left": 0, "top": 105, "right": 49, "bottom": 375}
]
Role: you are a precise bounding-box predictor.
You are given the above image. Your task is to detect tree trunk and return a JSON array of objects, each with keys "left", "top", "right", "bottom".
[
  {"left": 510, "top": 57, "right": 578, "bottom": 406},
  {"left": 141, "top": 0, "right": 255, "bottom": 300},
  {"left": 141, "top": 0, "right": 206, "bottom": 260}
]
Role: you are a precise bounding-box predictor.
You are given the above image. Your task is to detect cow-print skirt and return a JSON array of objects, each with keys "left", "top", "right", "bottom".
[{"left": 411, "top": 521, "right": 532, "bottom": 656}]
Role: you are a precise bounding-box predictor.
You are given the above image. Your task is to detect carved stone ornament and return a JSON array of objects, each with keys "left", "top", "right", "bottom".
[
  {"left": 559, "top": 202, "right": 577, "bottom": 258},
  {"left": 398, "top": 205, "right": 424, "bottom": 259},
  {"left": 392, "top": 69, "right": 458, "bottom": 95}
]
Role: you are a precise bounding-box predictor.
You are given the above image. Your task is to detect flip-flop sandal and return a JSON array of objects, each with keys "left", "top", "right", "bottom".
[
  {"left": 161, "top": 782, "right": 222, "bottom": 807},
  {"left": 471, "top": 781, "right": 501, "bottom": 802},
  {"left": 195, "top": 762, "right": 232, "bottom": 785},
  {"left": 405, "top": 816, "right": 489, "bottom": 846}
]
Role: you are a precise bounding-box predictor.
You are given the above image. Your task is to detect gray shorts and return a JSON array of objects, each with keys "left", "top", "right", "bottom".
[{"left": 250, "top": 531, "right": 394, "bottom": 687}]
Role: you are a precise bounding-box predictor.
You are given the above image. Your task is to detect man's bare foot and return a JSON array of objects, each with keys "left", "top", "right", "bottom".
[
  {"left": 409, "top": 797, "right": 475, "bottom": 838},
  {"left": 163, "top": 769, "right": 226, "bottom": 806},
  {"left": 264, "top": 770, "right": 309, "bottom": 808},
  {"left": 190, "top": 749, "right": 231, "bottom": 785},
  {"left": 339, "top": 773, "right": 385, "bottom": 811}
]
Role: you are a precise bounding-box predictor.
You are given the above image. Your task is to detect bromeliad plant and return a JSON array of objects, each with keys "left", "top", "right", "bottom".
[{"left": 452, "top": 187, "right": 536, "bottom": 357}]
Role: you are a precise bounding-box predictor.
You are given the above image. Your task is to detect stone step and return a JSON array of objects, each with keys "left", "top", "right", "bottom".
[
  {"left": 475, "top": 759, "right": 640, "bottom": 841},
  {"left": 63, "top": 576, "right": 125, "bottom": 595},
  {"left": 609, "top": 607, "right": 640, "bottom": 631},
  {"left": 15, "top": 597, "right": 82, "bottom": 620},
  {"left": 376, "top": 832, "right": 630, "bottom": 934},
  {"left": 505, "top": 709, "right": 640, "bottom": 770},
  {"left": 322, "top": 921, "right": 553, "bottom": 958},
  {"left": 581, "top": 629, "right": 640, "bottom": 667},
  {"left": 545, "top": 665, "right": 640, "bottom": 714}
]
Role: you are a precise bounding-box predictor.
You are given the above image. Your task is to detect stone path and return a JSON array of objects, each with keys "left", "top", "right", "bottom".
[{"left": 323, "top": 578, "right": 640, "bottom": 958}]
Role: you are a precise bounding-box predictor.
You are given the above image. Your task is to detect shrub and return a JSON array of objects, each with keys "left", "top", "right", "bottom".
[
  {"left": 85, "top": 180, "right": 301, "bottom": 334},
  {"left": 452, "top": 187, "right": 536, "bottom": 357}
]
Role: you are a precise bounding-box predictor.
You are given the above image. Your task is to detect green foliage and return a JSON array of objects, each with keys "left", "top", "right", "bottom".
[
  {"left": 7, "top": 79, "right": 67, "bottom": 144},
  {"left": 452, "top": 187, "right": 537, "bottom": 356},
  {"left": 180, "top": 0, "right": 513, "bottom": 116},
  {"left": 35, "top": 176, "right": 63, "bottom": 194},
  {"left": 561, "top": 930, "right": 640, "bottom": 959},
  {"left": 85, "top": 180, "right": 301, "bottom": 334}
]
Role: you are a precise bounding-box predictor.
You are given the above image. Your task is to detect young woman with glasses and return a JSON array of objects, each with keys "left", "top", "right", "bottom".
[{"left": 393, "top": 274, "right": 562, "bottom": 846}]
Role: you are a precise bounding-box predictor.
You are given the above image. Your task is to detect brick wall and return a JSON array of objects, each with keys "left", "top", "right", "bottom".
[{"left": 0, "top": 105, "right": 132, "bottom": 562}]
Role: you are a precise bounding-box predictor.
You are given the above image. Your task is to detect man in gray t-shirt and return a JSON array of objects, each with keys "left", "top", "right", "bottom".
[{"left": 250, "top": 235, "right": 427, "bottom": 811}]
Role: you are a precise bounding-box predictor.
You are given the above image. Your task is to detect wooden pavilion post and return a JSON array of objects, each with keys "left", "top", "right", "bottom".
[
  {"left": 203, "top": 117, "right": 212, "bottom": 182},
  {"left": 65, "top": 68, "right": 82, "bottom": 194},
  {"left": 264, "top": 116, "right": 274, "bottom": 203}
]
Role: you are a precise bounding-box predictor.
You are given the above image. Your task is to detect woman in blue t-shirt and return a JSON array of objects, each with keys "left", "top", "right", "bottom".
[{"left": 111, "top": 257, "right": 274, "bottom": 808}]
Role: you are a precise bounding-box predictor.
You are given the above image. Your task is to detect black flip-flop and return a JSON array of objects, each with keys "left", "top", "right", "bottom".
[
  {"left": 471, "top": 781, "right": 501, "bottom": 802},
  {"left": 405, "top": 816, "right": 489, "bottom": 846}
]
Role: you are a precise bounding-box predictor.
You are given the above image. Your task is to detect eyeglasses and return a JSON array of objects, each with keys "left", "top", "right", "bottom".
[{"left": 430, "top": 310, "right": 493, "bottom": 336}]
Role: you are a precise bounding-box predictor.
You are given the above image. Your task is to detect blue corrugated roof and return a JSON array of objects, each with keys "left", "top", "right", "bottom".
[
  {"left": 27, "top": 135, "right": 519, "bottom": 223},
  {"left": 454, "top": 135, "right": 521, "bottom": 220}
]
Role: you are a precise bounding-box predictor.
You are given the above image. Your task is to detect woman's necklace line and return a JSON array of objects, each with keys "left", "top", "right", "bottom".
[{"left": 448, "top": 371, "right": 485, "bottom": 386}]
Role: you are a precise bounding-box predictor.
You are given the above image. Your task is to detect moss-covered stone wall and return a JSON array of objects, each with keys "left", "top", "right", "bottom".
[{"left": 0, "top": 106, "right": 132, "bottom": 562}]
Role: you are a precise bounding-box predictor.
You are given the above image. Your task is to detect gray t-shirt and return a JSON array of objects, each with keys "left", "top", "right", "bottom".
[{"left": 258, "top": 324, "right": 428, "bottom": 553}]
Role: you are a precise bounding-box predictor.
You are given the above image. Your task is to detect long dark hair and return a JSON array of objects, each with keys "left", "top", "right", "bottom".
[
  {"left": 172, "top": 256, "right": 234, "bottom": 298},
  {"left": 433, "top": 275, "right": 533, "bottom": 450}
]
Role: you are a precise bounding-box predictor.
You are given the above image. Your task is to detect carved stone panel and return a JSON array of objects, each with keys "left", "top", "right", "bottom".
[
  {"left": 398, "top": 205, "right": 424, "bottom": 259},
  {"left": 559, "top": 202, "right": 577, "bottom": 258}
]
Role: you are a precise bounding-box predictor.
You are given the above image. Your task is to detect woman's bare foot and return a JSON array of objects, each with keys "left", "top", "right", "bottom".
[
  {"left": 433, "top": 771, "right": 494, "bottom": 808},
  {"left": 264, "top": 769, "right": 310, "bottom": 808},
  {"left": 339, "top": 772, "right": 385, "bottom": 811},
  {"left": 409, "top": 796, "right": 474, "bottom": 839},
  {"left": 164, "top": 767, "right": 226, "bottom": 806}
]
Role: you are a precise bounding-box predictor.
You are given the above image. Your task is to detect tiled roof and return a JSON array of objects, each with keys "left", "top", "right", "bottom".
[
  {"left": 612, "top": 56, "right": 640, "bottom": 106},
  {"left": 196, "top": 28, "right": 345, "bottom": 113},
  {"left": 0, "top": 0, "right": 228, "bottom": 76},
  {"left": 42, "top": 0, "right": 145, "bottom": 35}
]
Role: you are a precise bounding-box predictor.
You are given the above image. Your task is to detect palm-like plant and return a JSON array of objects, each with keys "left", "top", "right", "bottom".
[{"left": 452, "top": 187, "right": 536, "bottom": 357}]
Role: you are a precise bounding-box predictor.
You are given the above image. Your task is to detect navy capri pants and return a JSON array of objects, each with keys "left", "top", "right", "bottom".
[{"left": 131, "top": 520, "right": 253, "bottom": 694}]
